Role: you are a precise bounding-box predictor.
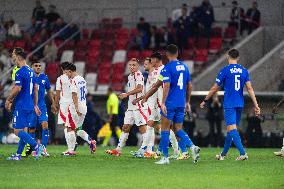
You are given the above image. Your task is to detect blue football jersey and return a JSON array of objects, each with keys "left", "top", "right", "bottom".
[
  {"left": 14, "top": 66, "right": 37, "bottom": 110},
  {"left": 216, "top": 64, "right": 250, "bottom": 108},
  {"left": 160, "top": 60, "right": 191, "bottom": 108},
  {"left": 36, "top": 73, "right": 51, "bottom": 107}
]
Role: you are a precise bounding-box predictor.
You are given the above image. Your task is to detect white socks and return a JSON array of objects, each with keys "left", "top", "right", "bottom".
[
  {"left": 169, "top": 130, "right": 179, "bottom": 154},
  {"left": 146, "top": 126, "right": 155, "bottom": 153},
  {"left": 66, "top": 130, "right": 76, "bottom": 151},
  {"left": 116, "top": 132, "right": 129, "bottom": 151},
  {"left": 140, "top": 132, "right": 148, "bottom": 152},
  {"left": 77, "top": 130, "right": 91, "bottom": 144},
  {"left": 282, "top": 138, "right": 284, "bottom": 150}
]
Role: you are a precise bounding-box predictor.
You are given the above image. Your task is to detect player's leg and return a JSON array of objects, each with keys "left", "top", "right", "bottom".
[
  {"left": 234, "top": 108, "right": 247, "bottom": 160},
  {"left": 173, "top": 107, "right": 200, "bottom": 163},
  {"left": 169, "top": 127, "right": 180, "bottom": 159},
  {"left": 106, "top": 110, "right": 133, "bottom": 156},
  {"left": 274, "top": 138, "right": 284, "bottom": 156},
  {"left": 63, "top": 106, "right": 77, "bottom": 155},
  {"left": 8, "top": 110, "right": 43, "bottom": 160}
]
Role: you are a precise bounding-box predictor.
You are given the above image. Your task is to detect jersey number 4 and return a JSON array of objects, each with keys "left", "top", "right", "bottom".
[
  {"left": 177, "top": 73, "right": 183, "bottom": 90},
  {"left": 235, "top": 75, "right": 240, "bottom": 91},
  {"left": 80, "top": 86, "right": 86, "bottom": 101}
]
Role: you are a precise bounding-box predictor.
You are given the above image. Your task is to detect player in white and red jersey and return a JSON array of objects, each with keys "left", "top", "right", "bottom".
[
  {"left": 106, "top": 58, "right": 149, "bottom": 156},
  {"left": 132, "top": 53, "right": 180, "bottom": 159},
  {"left": 53, "top": 62, "right": 76, "bottom": 155},
  {"left": 64, "top": 63, "right": 96, "bottom": 154}
]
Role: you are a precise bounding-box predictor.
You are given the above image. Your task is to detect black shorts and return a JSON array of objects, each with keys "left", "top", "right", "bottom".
[{"left": 110, "top": 115, "right": 119, "bottom": 129}]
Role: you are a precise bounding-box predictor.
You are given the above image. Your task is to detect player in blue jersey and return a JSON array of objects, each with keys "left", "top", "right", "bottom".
[
  {"left": 200, "top": 49, "right": 260, "bottom": 161},
  {"left": 5, "top": 47, "right": 44, "bottom": 160},
  {"left": 24, "top": 61, "right": 55, "bottom": 157},
  {"left": 142, "top": 45, "right": 200, "bottom": 165}
]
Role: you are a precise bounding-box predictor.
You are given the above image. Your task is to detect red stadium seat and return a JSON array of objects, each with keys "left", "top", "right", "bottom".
[
  {"left": 14, "top": 40, "right": 26, "bottom": 49},
  {"left": 82, "top": 28, "right": 91, "bottom": 39},
  {"left": 101, "top": 50, "right": 113, "bottom": 60},
  {"left": 181, "top": 49, "right": 194, "bottom": 60},
  {"left": 89, "top": 40, "right": 101, "bottom": 49},
  {"left": 187, "top": 38, "right": 195, "bottom": 49},
  {"left": 77, "top": 39, "right": 90, "bottom": 49},
  {"left": 115, "top": 40, "right": 128, "bottom": 50},
  {"left": 224, "top": 27, "right": 237, "bottom": 42},
  {"left": 209, "top": 37, "right": 222, "bottom": 54},
  {"left": 112, "top": 18, "right": 123, "bottom": 29},
  {"left": 101, "top": 18, "right": 112, "bottom": 28},
  {"left": 64, "top": 40, "right": 75, "bottom": 50},
  {"left": 3, "top": 40, "right": 14, "bottom": 49},
  {"left": 194, "top": 49, "right": 208, "bottom": 64},
  {"left": 91, "top": 29, "right": 103, "bottom": 39},
  {"left": 54, "top": 39, "right": 64, "bottom": 47},
  {"left": 197, "top": 38, "right": 208, "bottom": 49},
  {"left": 211, "top": 27, "right": 222, "bottom": 37},
  {"left": 97, "top": 69, "right": 111, "bottom": 84},
  {"left": 112, "top": 62, "right": 125, "bottom": 73},
  {"left": 74, "top": 50, "right": 87, "bottom": 61},
  {"left": 111, "top": 83, "right": 124, "bottom": 91},
  {"left": 112, "top": 73, "right": 125, "bottom": 83},
  {"left": 45, "top": 63, "right": 60, "bottom": 84},
  {"left": 127, "top": 50, "right": 140, "bottom": 59},
  {"left": 130, "top": 28, "right": 139, "bottom": 37},
  {"left": 98, "top": 61, "right": 111, "bottom": 70},
  {"left": 141, "top": 50, "right": 152, "bottom": 59}
]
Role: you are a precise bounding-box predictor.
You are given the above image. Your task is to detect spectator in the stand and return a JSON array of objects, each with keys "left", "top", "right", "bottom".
[
  {"left": 149, "top": 26, "right": 159, "bottom": 50},
  {"left": 172, "top": 3, "right": 190, "bottom": 23},
  {"left": 174, "top": 7, "right": 190, "bottom": 53},
  {"left": 246, "top": 109, "right": 263, "bottom": 147},
  {"left": 7, "top": 19, "right": 22, "bottom": 39},
  {"left": 137, "top": 17, "right": 151, "bottom": 49},
  {"left": 245, "top": 1, "right": 261, "bottom": 34},
  {"left": 157, "top": 26, "right": 175, "bottom": 49},
  {"left": 66, "top": 23, "right": 81, "bottom": 41},
  {"left": 199, "top": 0, "right": 214, "bottom": 45},
  {"left": 45, "top": 5, "right": 61, "bottom": 24},
  {"left": 206, "top": 94, "right": 223, "bottom": 147},
  {"left": 43, "top": 40, "right": 57, "bottom": 62},
  {"left": 32, "top": 0, "right": 46, "bottom": 22},
  {"left": 229, "top": 1, "right": 245, "bottom": 35},
  {"left": 52, "top": 18, "right": 67, "bottom": 40},
  {"left": 0, "top": 24, "right": 6, "bottom": 42},
  {"left": 188, "top": 6, "right": 200, "bottom": 40},
  {"left": 26, "top": 17, "right": 42, "bottom": 37}
]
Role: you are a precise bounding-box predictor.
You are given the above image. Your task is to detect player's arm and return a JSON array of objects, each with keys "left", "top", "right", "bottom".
[
  {"left": 272, "top": 97, "right": 284, "bottom": 114},
  {"left": 47, "top": 90, "right": 55, "bottom": 105},
  {"left": 5, "top": 85, "right": 21, "bottom": 112},
  {"left": 33, "top": 84, "right": 41, "bottom": 116},
  {"left": 186, "top": 81, "right": 193, "bottom": 112},
  {"left": 72, "top": 92, "right": 81, "bottom": 116},
  {"left": 200, "top": 83, "right": 220, "bottom": 108},
  {"left": 119, "top": 84, "right": 143, "bottom": 99},
  {"left": 161, "top": 82, "right": 170, "bottom": 115},
  {"left": 245, "top": 81, "right": 260, "bottom": 116},
  {"left": 145, "top": 80, "right": 163, "bottom": 101},
  {"left": 53, "top": 77, "right": 61, "bottom": 114}
]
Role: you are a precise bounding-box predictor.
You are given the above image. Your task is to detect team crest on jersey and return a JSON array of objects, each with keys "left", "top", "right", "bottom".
[{"left": 42, "top": 80, "right": 45, "bottom": 85}]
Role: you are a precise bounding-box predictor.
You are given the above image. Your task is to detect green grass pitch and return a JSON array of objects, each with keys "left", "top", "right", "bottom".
[{"left": 0, "top": 145, "right": 283, "bottom": 189}]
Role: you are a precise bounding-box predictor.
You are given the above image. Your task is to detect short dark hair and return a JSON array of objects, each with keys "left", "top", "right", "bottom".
[
  {"left": 13, "top": 47, "right": 26, "bottom": 59},
  {"left": 150, "top": 52, "right": 162, "bottom": 60},
  {"left": 60, "top": 61, "right": 71, "bottom": 70},
  {"left": 228, "top": 49, "right": 239, "bottom": 59},
  {"left": 31, "top": 61, "right": 40, "bottom": 66},
  {"left": 166, "top": 44, "right": 178, "bottom": 55},
  {"left": 65, "top": 63, "right": 76, "bottom": 71}
]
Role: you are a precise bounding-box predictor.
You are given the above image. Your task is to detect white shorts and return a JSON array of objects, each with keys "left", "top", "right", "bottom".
[
  {"left": 57, "top": 103, "right": 69, "bottom": 125},
  {"left": 65, "top": 105, "right": 86, "bottom": 129},
  {"left": 148, "top": 107, "right": 161, "bottom": 122},
  {"left": 124, "top": 109, "right": 148, "bottom": 126}
]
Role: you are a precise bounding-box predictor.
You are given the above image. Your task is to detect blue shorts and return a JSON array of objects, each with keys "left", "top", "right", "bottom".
[
  {"left": 161, "top": 107, "right": 185, "bottom": 123},
  {"left": 13, "top": 109, "right": 34, "bottom": 129},
  {"left": 31, "top": 106, "right": 48, "bottom": 128},
  {"left": 224, "top": 108, "right": 243, "bottom": 126}
]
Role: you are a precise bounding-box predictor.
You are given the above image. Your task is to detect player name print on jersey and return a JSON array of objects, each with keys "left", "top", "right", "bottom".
[{"left": 230, "top": 67, "right": 243, "bottom": 74}]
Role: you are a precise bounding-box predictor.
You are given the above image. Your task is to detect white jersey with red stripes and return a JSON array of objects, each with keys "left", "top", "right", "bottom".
[
  {"left": 127, "top": 70, "right": 145, "bottom": 110},
  {"left": 145, "top": 68, "right": 160, "bottom": 109},
  {"left": 70, "top": 75, "right": 87, "bottom": 115},
  {"left": 156, "top": 65, "right": 164, "bottom": 106},
  {"left": 56, "top": 74, "right": 72, "bottom": 104}
]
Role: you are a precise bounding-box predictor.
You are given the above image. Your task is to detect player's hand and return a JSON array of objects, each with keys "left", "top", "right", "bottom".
[
  {"left": 5, "top": 100, "right": 12, "bottom": 112},
  {"left": 141, "top": 97, "right": 147, "bottom": 107},
  {"left": 200, "top": 101, "right": 206, "bottom": 109},
  {"left": 76, "top": 110, "right": 82, "bottom": 116},
  {"left": 34, "top": 105, "right": 41, "bottom": 116},
  {"left": 161, "top": 103, "right": 167, "bottom": 116},
  {"left": 254, "top": 106, "right": 261, "bottom": 116},
  {"left": 51, "top": 103, "right": 57, "bottom": 114},
  {"left": 185, "top": 103, "right": 191, "bottom": 112},
  {"left": 132, "top": 98, "right": 140, "bottom": 105},
  {"left": 119, "top": 93, "right": 128, "bottom": 100}
]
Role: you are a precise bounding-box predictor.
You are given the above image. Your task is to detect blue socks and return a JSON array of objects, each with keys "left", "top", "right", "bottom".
[
  {"left": 221, "top": 133, "right": 232, "bottom": 156},
  {"left": 160, "top": 131, "right": 170, "bottom": 157},
  {"left": 221, "top": 129, "right": 246, "bottom": 156},
  {"left": 42, "top": 129, "right": 49, "bottom": 147},
  {"left": 230, "top": 129, "right": 246, "bottom": 155},
  {"left": 18, "top": 130, "right": 37, "bottom": 148},
  {"left": 16, "top": 139, "right": 26, "bottom": 155},
  {"left": 176, "top": 130, "right": 193, "bottom": 148},
  {"left": 178, "top": 139, "right": 187, "bottom": 153}
]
